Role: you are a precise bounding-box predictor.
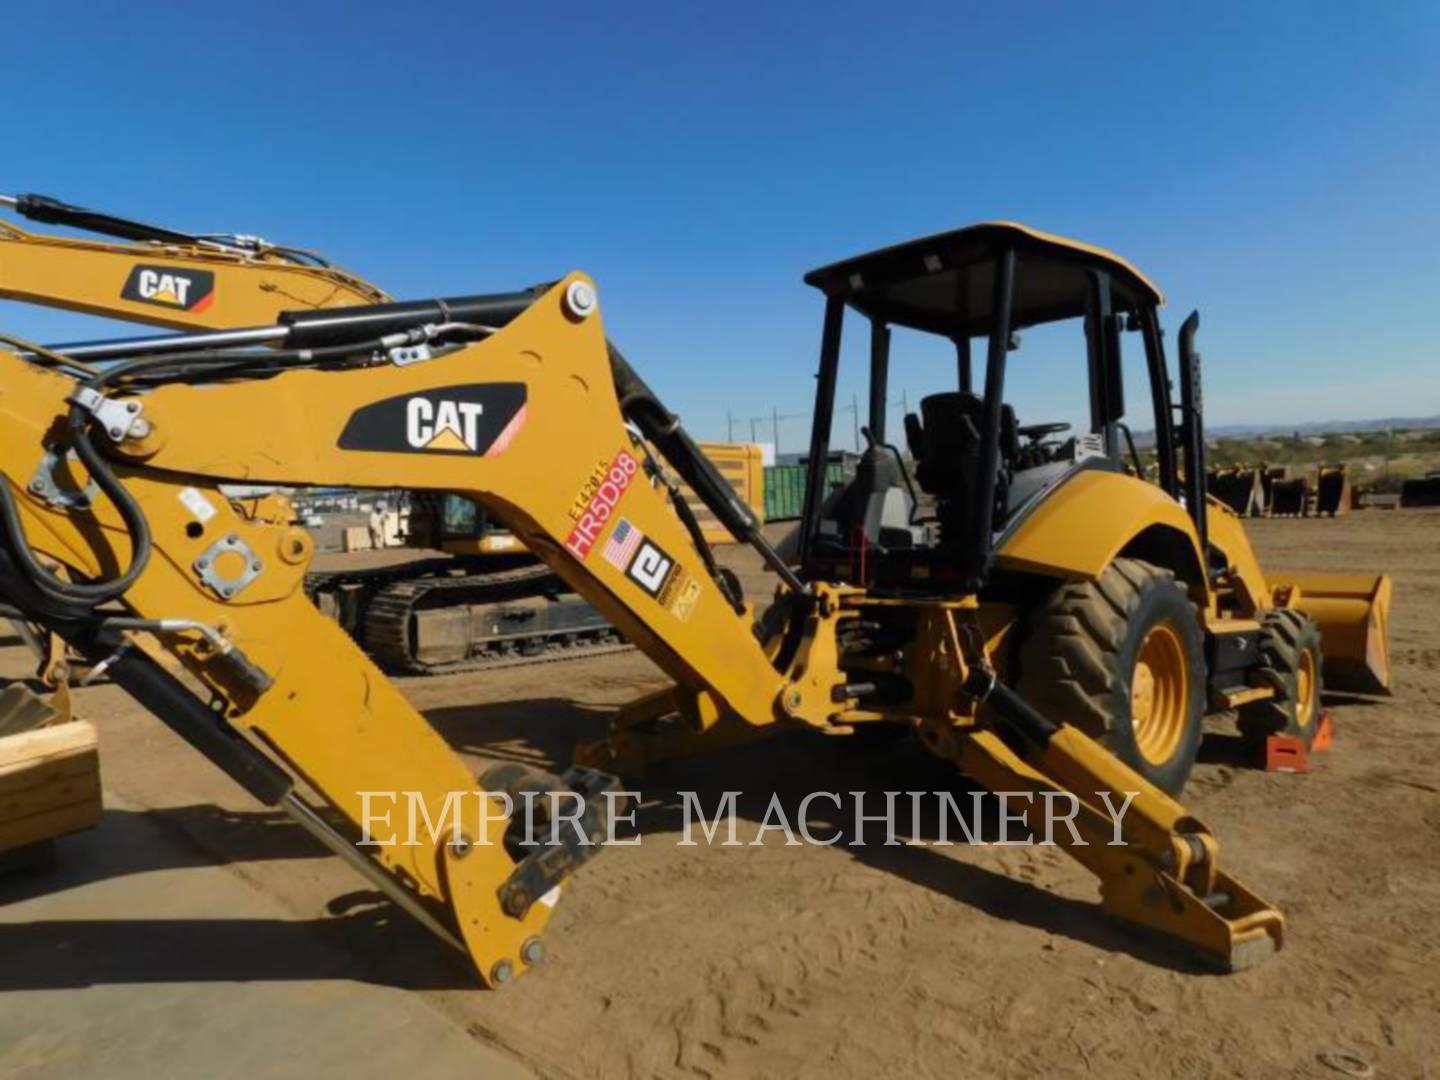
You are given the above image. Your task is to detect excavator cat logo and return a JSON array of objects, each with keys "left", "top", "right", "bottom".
[
  {"left": 337, "top": 383, "right": 527, "bottom": 456},
  {"left": 121, "top": 265, "right": 216, "bottom": 312}
]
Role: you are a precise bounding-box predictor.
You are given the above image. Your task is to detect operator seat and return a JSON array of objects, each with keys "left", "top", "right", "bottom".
[
  {"left": 909, "top": 391, "right": 983, "bottom": 498},
  {"left": 906, "top": 392, "right": 1023, "bottom": 541}
]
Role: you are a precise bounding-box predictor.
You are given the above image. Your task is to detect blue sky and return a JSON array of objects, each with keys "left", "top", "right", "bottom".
[{"left": 3, "top": 1, "right": 1436, "bottom": 451}]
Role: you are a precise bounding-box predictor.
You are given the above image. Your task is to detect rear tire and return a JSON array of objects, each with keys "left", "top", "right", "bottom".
[
  {"left": 1237, "top": 609, "right": 1323, "bottom": 747},
  {"left": 1016, "top": 558, "right": 1206, "bottom": 796}
]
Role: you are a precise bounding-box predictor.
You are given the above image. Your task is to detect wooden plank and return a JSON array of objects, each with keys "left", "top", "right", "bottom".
[
  {"left": 0, "top": 719, "right": 97, "bottom": 770},
  {"left": 0, "top": 720, "right": 101, "bottom": 856},
  {"left": 0, "top": 750, "right": 97, "bottom": 798},
  {"left": 0, "top": 769, "right": 100, "bottom": 821}
]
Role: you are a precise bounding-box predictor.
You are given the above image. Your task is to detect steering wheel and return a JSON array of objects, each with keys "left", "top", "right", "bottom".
[{"left": 1017, "top": 422, "right": 1071, "bottom": 443}]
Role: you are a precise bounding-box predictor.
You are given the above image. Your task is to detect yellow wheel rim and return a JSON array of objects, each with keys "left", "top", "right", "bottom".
[
  {"left": 1130, "top": 623, "right": 1189, "bottom": 766},
  {"left": 1296, "top": 649, "right": 1318, "bottom": 731}
]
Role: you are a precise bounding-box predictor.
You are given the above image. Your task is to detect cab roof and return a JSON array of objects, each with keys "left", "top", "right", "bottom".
[{"left": 802, "top": 221, "right": 1164, "bottom": 337}]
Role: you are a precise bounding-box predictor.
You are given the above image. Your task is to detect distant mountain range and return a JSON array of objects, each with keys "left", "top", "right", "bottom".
[
  {"left": 1134, "top": 415, "right": 1440, "bottom": 445},
  {"left": 1204, "top": 416, "right": 1440, "bottom": 438}
]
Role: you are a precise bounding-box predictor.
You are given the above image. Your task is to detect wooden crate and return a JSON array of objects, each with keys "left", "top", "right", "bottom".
[
  {"left": 342, "top": 524, "right": 373, "bottom": 552},
  {"left": 0, "top": 720, "right": 102, "bottom": 856}
]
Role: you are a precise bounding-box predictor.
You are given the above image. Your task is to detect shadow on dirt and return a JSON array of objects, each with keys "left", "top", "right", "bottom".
[
  {"left": 437, "top": 701, "right": 1215, "bottom": 974},
  {"left": 1, "top": 692, "right": 1220, "bottom": 991},
  {"left": 1196, "top": 731, "right": 1259, "bottom": 767},
  {"left": 0, "top": 907, "right": 472, "bottom": 991},
  {"left": 0, "top": 807, "right": 473, "bottom": 991}
]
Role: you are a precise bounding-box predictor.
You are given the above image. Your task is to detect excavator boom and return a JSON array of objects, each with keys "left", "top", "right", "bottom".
[{"left": 1, "top": 191, "right": 388, "bottom": 326}]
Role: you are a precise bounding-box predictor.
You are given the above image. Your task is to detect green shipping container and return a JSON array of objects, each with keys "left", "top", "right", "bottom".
[{"left": 763, "top": 461, "right": 850, "bottom": 521}]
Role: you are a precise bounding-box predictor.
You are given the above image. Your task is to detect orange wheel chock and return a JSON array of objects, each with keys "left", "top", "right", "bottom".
[{"left": 1265, "top": 735, "right": 1310, "bottom": 774}]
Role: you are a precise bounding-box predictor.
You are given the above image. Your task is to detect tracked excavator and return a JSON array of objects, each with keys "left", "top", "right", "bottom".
[
  {"left": 0, "top": 220, "right": 1392, "bottom": 986},
  {"left": 360, "top": 441, "right": 761, "bottom": 674},
  {"left": 0, "top": 191, "right": 671, "bottom": 674}
]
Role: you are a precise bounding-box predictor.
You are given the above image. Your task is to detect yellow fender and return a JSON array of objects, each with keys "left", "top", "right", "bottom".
[
  {"left": 997, "top": 469, "right": 1392, "bottom": 695},
  {"left": 996, "top": 470, "right": 1205, "bottom": 586}
]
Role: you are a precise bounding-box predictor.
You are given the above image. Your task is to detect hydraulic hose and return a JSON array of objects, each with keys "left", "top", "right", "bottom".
[
  {"left": 0, "top": 411, "right": 152, "bottom": 607},
  {"left": 607, "top": 341, "right": 808, "bottom": 595},
  {"left": 0, "top": 336, "right": 386, "bottom": 609}
]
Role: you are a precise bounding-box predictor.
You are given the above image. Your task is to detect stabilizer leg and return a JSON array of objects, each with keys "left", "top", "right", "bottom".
[
  {"left": 915, "top": 611, "right": 1283, "bottom": 970},
  {"left": 954, "top": 725, "right": 1283, "bottom": 971}
]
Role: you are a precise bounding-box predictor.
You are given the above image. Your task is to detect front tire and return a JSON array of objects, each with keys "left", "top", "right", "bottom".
[
  {"left": 1016, "top": 558, "right": 1206, "bottom": 796},
  {"left": 1237, "top": 608, "right": 1323, "bottom": 747}
]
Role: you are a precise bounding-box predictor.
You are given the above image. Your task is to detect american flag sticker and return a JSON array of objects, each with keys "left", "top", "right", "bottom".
[{"left": 602, "top": 518, "right": 643, "bottom": 571}]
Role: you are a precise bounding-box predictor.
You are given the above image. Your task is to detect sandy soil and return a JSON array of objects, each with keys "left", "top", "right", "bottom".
[{"left": 8, "top": 510, "right": 1438, "bottom": 1079}]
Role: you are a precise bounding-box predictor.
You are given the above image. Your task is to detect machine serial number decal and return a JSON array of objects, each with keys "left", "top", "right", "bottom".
[
  {"left": 177, "top": 486, "right": 217, "bottom": 524},
  {"left": 565, "top": 449, "right": 640, "bottom": 559}
]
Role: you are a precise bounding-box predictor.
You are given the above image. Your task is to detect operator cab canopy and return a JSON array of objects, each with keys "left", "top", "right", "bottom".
[
  {"left": 793, "top": 222, "right": 1175, "bottom": 592},
  {"left": 802, "top": 221, "right": 1163, "bottom": 335}
]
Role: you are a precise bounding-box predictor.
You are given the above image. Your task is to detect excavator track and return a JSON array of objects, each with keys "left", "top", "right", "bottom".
[{"left": 306, "top": 561, "right": 633, "bottom": 676}]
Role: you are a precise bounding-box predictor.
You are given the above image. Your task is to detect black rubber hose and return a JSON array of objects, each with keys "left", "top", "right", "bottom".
[
  {"left": 0, "top": 415, "right": 152, "bottom": 608},
  {"left": 665, "top": 481, "right": 744, "bottom": 613},
  {"left": 0, "top": 338, "right": 380, "bottom": 608}
]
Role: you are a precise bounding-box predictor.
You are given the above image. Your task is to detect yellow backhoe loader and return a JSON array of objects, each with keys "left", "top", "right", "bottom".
[{"left": 0, "top": 220, "right": 1391, "bottom": 986}]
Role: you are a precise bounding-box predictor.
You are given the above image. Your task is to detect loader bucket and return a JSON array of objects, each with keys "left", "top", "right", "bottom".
[{"left": 1270, "top": 573, "right": 1393, "bottom": 694}]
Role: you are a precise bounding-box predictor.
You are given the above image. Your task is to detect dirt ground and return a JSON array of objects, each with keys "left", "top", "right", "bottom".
[{"left": 6, "top": 510, "right": 1439, "bottom": 1079}]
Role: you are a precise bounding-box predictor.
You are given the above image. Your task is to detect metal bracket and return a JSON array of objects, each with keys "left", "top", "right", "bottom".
[
  {"left": 28, "top": 448, "right": 99, "bottom": 509},
  {"left": 481, "top": 763, "right": 620, "bottom": 919},
  {"left": 70, "top": 387, "right": 149, "bottom": 443},
  {"left": 388, "top": 343, "right": 435, "bottom": 366},
  {"left": 193, "top": 533, "right": 264, "bottom": 599}
]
